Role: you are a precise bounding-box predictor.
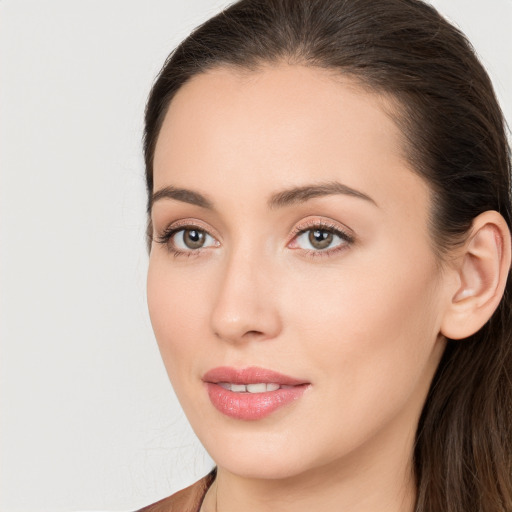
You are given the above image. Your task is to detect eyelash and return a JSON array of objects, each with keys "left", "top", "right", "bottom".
[
  {"left": 289, "top": 220, "right": 354, "bottom": 258},
  {"left": 155, "top": 220, "right": 355, "bottom": 259},
  {"left": 155, "top": 221, "right": 216, "bottom": 258}
]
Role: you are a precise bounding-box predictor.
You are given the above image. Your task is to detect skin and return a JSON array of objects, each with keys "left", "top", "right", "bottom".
[{"left": 147, "top": 64, "right": 456, "bottom": 512}]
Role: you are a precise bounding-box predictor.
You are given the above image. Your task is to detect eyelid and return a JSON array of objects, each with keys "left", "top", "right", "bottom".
[
  {"left": 154, "top": 218, "right": 221, "bottom": 252},
  {"left": 286, "top": 217, "right": 355, "bottom": 258},
  {"left": 288, "top": 217, "right": 355, "bottom": 244},
  {"left": 155, "top": 218, "right": 220, "bottom": 240}
]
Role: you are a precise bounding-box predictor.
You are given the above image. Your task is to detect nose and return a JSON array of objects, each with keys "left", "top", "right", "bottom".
[{"left": 210, "top": 247, "right": 282, "bottom": 344}]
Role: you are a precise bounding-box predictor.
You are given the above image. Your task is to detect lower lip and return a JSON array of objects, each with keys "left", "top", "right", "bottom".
[{"left": 206, "top": 383, "right": 308, "bottom": 420}]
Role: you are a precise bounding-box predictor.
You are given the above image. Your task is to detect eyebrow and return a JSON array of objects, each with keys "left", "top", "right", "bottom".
[
  {"left": 150, "top": 186, "right": 214, "bottom": 211},
  {"left": 268, "top": 181, "right": 377, "bottom": 209},
  {"left": 150, "top": 181, "right": 377, "bottom": 212}
]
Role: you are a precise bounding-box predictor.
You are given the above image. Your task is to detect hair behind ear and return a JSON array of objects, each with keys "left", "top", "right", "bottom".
[
  {"left": 415, "top": 279, "right": 512, "bottom": 511},
  {"left": 415, "top": 211, "right": 512, "bottom": 511}
]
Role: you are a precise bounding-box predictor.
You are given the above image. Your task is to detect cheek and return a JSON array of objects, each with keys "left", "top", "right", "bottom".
[
  {"left": 146, "top": 254, "right": 211, "bottom": 380},
  {"left": 281, "top": 246, "right": 444, "bottom": 404},
  {"left": 270, "top": 258, "right": 444, "bottom": 463}
]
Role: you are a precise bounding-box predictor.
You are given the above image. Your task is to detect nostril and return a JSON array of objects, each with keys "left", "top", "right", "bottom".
[
  {"left": 213, "top": 328, "right": 266, "bottom": 342},
  {"left": 245, "top": 330, "right": 263, "bottom": 336}
]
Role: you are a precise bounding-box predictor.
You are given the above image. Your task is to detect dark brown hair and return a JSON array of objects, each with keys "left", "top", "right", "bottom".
[{"left": 143, "top": 1, "right": 512, "bottom": 510}]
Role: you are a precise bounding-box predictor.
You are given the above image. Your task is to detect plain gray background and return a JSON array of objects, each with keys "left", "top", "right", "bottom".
[{"left": 1, "top": 1, "right": 511, "bottom": 510}]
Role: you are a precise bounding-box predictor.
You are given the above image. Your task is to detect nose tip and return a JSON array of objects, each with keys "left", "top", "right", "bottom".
[
  {"left": 212, "top": 312, "right": 280, "bottom": 344},
  {"left": 209, "top": 259, "right": 282, "bottom": 344}
]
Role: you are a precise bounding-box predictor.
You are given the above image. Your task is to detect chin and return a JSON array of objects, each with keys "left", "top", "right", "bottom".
[
  {"left": 216, "top": 455, "right": 310, "bottom": 481},
  {"left": 198, "top": 426, "right": 323, "bottom": 481}
]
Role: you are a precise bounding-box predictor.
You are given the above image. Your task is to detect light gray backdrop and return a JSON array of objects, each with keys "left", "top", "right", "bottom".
[{"left": 1, "top": 1, "right": 511, "bottom": 511}]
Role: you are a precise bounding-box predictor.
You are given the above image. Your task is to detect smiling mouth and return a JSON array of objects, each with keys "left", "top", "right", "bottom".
[
  {"left": 217, "top": 382, "right": 295, "bottom": 393},
  {"left": 203, "top": 366, "right": 310, "bottom": 420}
]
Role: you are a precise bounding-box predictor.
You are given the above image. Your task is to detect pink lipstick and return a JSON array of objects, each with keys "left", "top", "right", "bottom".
[{"left": 203, "top": 366, "right": 310, "bottom": 421}]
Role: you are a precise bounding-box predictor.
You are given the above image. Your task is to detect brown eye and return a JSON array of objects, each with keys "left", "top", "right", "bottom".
[
  {"left": 290, "top": 224, "right": 353, "bottom": 254},
  {"left": 181, "top": 229, "right": 206, "bottom": 249},
  {"left": 156, "top": 224, "right": 218, "bottom": 254},
  {"left": 308, "top": 229, "right": 334, "bottom": 250}
]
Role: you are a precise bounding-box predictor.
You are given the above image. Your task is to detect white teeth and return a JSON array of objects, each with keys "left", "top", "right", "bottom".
[
  {"left": 218, "top": 382, "right": 282, "bottom": 393},
  {"left": 247, "top": 383, "right": 267, "bottom": 393}
]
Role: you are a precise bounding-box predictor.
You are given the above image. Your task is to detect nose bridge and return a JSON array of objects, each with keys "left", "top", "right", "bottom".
[{"left": 210, "top": 238, "right": 281, "bottom": 343}]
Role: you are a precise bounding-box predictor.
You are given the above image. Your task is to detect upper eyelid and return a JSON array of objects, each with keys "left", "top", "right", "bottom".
[
  {"left": 289, "top": 218, "right": 355, "bottom": 241},
  {"left": 293, "top": 221, "right": 346, "bottom": 233},
  {"left": 157, "top": 219, "right": 221, "bottom": 239}
]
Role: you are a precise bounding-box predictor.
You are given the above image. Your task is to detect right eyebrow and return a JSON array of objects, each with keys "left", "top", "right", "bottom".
[
  {"left": 268, "top": 181, "right": 377, "bottom": 209},
  {"left": 150, "top": 186, "right": 214, "bottom": 211}
]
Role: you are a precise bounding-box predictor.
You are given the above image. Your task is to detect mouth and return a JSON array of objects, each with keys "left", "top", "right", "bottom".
[
  {"left": 216, "top": 382, "right": 293, "bottom": 393},
  {"left": 202, "top": 366, "right": 310, "bottom": 421}
]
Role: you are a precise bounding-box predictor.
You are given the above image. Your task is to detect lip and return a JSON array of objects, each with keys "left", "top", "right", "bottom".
[{"left": 203, "top": 366, "right": 310, "bottom": 421}]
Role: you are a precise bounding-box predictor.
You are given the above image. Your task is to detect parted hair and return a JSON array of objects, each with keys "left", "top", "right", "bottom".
[{"left": 143, "top": 1, "right": 512, "bottom": 510}]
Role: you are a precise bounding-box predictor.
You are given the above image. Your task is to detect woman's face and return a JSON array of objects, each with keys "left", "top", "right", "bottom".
[{"left": 147, "top": 64, "right": 451, "bottom": 480}]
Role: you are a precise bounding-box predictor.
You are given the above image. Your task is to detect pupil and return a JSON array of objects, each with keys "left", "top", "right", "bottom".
[
  {"left": 184, "top": 229, "right": 205, "bottom": 249},
  {"left": 309, "top": 229, "right": 333, "bottom": 250}
]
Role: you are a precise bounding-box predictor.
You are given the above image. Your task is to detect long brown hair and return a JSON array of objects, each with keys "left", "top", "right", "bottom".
[{"left": 143, "top": 1, "right": 512, "bottom": 510}]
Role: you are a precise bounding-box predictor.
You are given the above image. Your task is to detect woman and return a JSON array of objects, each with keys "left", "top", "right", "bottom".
[{"left": 139, "top": 0, "right": 512, "bottom": 510}]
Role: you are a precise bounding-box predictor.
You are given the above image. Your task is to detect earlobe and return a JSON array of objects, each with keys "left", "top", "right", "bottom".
[{"left": 440, "top": 211, "right": 511, "bottom": 340}]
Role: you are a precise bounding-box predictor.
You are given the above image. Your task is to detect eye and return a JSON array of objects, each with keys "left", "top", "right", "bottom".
[
  {"left": 299, "top": 229, "right": 337, "bottom": 250},
  {"left": 294, "top": 228, "right": 345, "bottom": 251},
  {"left": 289, "top": 221, "right": 354, "bottom": 255},
  {"left": 173, "top": 228, "right": 216, "bottom": 250},
  {"left": 155, "top": 224, "right": 219, "bottom": 255}
]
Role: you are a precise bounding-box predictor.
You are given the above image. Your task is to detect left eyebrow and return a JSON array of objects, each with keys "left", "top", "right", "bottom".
[{"left": 268, "top": 181, "right": 377, "bottom": 209}]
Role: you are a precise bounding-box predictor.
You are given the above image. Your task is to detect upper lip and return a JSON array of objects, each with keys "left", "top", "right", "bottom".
[{"left": 203, "top": 366, "right": 309, "bottom": 386}]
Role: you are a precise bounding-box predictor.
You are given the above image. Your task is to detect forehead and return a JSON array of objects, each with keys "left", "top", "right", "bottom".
[
  {"left": 153, "top": 63, "right": 429, "bottom": 218},
  {"left": 155, "top": 64, "right": 403, "bottom": 168}
]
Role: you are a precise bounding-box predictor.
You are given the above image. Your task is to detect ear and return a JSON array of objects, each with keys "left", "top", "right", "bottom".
[{"left": 440, "top": 210, "right": 511, "bottom": 340}]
